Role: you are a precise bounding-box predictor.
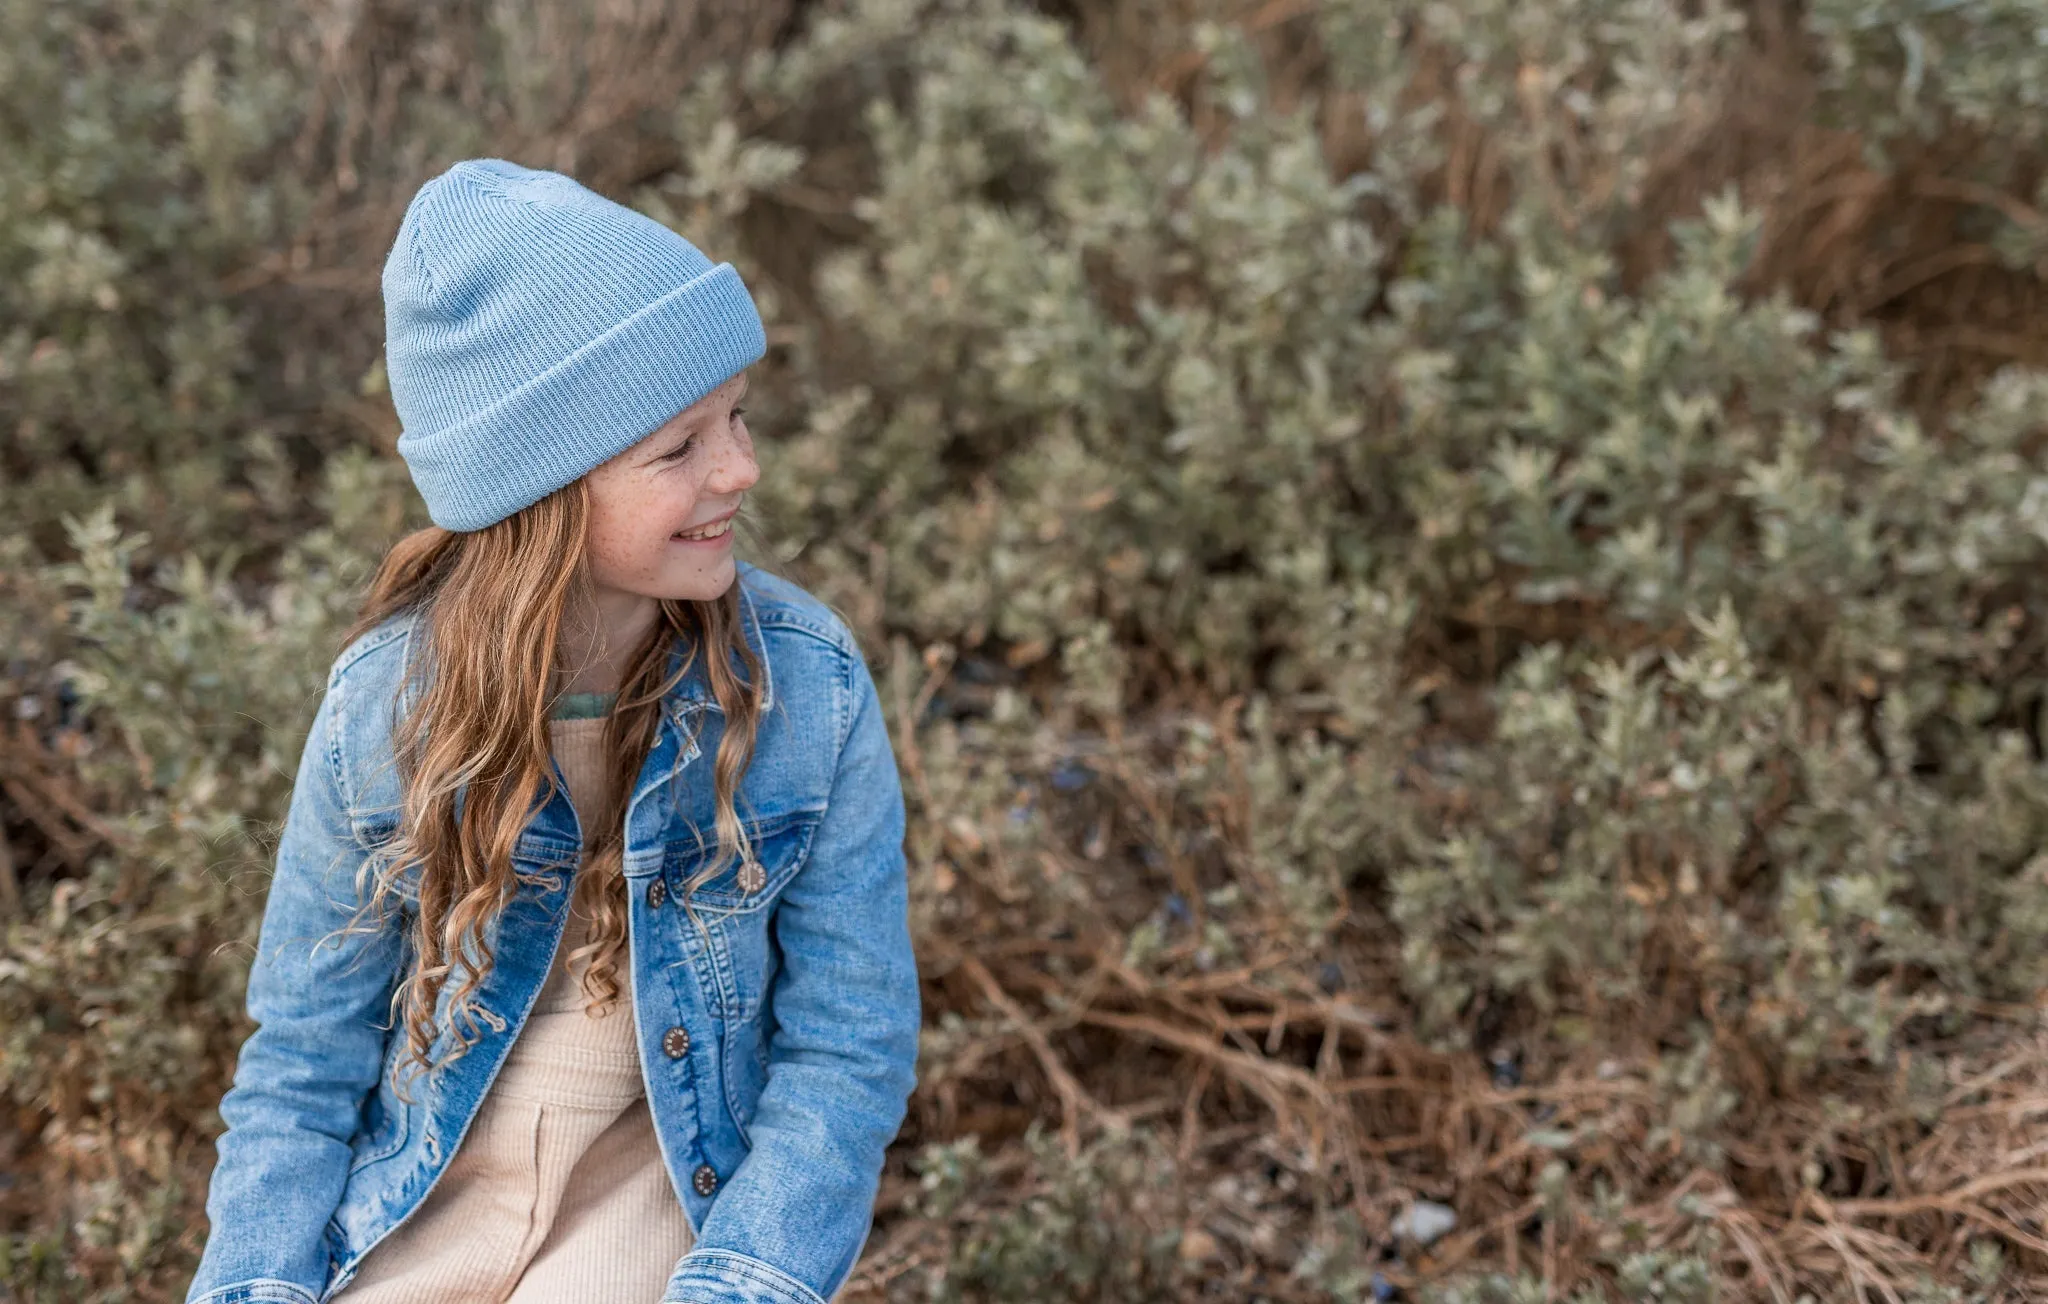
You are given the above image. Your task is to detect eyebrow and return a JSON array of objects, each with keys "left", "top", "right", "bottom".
[{"left": 686, "top": 378, "right": 749, "bottom": 423}]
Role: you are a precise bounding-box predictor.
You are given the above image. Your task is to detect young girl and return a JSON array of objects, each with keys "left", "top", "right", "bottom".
[{"left": 184, "top": 158, "right": 922, "bottom": 1304}]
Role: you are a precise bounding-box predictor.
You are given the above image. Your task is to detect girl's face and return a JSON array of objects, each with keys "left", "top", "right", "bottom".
[{"left": 582, "top": 371, "right": 757, "bottom": 605}]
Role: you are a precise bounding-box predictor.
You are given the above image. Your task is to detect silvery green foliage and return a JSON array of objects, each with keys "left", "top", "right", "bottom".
[
  {"left": 1415, "top": 1256, "right": 1716, "bottom": 1304},
  {"left": 1805, "top": 0, "right": 2048, "bottom": 273},
  {"left": 675, "top": 7, "right": 2048, "bottom": 1292},
  {"left": 0, "top": 455, "right": 408, "bottom": 1120},
  {"left": 0, "top": 0, "right": 312, "bottom": 553},
  {"left": 694, "top": 0, "right": 2048, "bottom": 1075},
  {"left": 1806, "top": 0, "right": 2048, "bottom": 147},
  {"left": 911, "top": 1126, "right": 1192, "bottom": 1303}
]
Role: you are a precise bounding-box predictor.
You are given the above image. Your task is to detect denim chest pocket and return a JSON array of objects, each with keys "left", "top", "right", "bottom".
[
  {"left": 661, "top": 807, "right": 817, "bottom": 1037},
  {"left": 663, "top": 805, "right": 824, "bottom": 915}
]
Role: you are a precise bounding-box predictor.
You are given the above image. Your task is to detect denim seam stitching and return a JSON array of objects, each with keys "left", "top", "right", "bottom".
[
  {"left": 188, "top": 1279, "right": 321, "bottom": 1304},
  {"left": 674, "top": 1249, "right": 828, "bottom": 1304},
  {"left": 749, "top": 601, "right": 856, "bottom": 658},
  {"left": 328, "top": 616, "right": 411, "bottom": 681}
]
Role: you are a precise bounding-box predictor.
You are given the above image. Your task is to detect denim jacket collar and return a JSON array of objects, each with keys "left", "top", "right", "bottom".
[
  {"left": 660, "top": 580, "right": 774, "bottom": 711},
  {"left": 355, "top": 582, "right": 780, "bottom": 882},
  {"left": 531, "top": 582, "right": 776, "bottom": 860}
]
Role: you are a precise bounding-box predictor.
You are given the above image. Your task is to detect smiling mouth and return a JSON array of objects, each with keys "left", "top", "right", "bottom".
[{"left": 673, "top": 516, "right": 735, "bottom": 542}]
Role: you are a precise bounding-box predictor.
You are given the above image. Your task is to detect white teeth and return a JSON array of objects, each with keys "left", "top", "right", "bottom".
[{"left": 676, "top": 518, "right": 732, "bottom": 541}]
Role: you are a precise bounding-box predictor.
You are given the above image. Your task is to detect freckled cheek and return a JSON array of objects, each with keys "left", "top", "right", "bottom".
[
  {"left": 587, "top": 496, "right": 674, "bottom": 583},
  {"left": 586, "top": 530, "right": 637, "bottom": 583}
]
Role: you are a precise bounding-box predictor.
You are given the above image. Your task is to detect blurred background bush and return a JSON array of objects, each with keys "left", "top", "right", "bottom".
[{"left": 6, "top": 0, "right": 2048, "bottom": 1299}]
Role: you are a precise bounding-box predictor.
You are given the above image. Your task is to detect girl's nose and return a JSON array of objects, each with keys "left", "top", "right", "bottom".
[{"left": 704, "top": 422, "right": 760, "bottom": 496}]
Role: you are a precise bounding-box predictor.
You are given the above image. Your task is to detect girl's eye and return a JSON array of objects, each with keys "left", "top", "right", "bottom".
[{"left": 662, "top": 407, "right": 743, "bottom": 462}]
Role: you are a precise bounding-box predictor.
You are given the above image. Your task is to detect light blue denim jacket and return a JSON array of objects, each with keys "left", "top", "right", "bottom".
[{"left": 185, "top": 561, "right": 922, "bottom": 1304}]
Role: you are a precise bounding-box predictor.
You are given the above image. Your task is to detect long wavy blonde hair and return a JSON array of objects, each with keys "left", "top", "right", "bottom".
[{"left": 333, "top": 476, "right": 764, "bottom": 1097}]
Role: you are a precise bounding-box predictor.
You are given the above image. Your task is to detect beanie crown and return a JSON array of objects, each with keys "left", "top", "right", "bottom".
[{"left": 382, "top": 158, "right": 766, "bottom": 531}]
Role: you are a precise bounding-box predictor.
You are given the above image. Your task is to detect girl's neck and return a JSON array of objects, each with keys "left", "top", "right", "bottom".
[{"left": 557, "top": 586, "right": 660, "bottom": 696}]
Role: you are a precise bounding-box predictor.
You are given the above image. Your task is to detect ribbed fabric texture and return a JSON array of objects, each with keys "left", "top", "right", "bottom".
[
  {"left": 334, "top": 717, "right": 693, "bottom": 1303},
  {"left": 382, "top": 158, "right": 767, "bottom": 531}
]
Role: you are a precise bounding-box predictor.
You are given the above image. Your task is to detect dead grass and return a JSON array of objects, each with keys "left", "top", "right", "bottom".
[{"left": 856, "top": 660, "right": 2048, "bottom": 1299}]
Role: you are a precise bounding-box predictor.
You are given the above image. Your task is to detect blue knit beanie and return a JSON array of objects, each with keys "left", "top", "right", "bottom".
[{"left": 381, "top": 158, "right": 766, "bottom": 531}]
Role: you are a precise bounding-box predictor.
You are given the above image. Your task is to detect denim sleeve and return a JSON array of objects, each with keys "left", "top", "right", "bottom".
[
  {"left": 184, "top": 676, "right": 405, "bottom": 1304},
  {"left": 661, "top": 642, "right": 923, "bottom": 1304}
]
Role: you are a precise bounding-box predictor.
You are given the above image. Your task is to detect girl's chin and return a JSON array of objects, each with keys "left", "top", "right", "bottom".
[
  {"left": 653, "top": 559, "right": 738, "bottom": 603},
  {"left": 586, "top": 554, "right": 736, "bottom": 608}
]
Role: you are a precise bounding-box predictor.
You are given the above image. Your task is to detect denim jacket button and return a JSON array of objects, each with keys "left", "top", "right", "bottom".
[
  {"left": 662, "top": 1026, "right": 690, "bottom": 1058},
  {"left": 647, "top": 877, "right": 667, "bottom": 908},
  {"left": 692, "top": 1163, "right": 719, "bottom": 1196}
]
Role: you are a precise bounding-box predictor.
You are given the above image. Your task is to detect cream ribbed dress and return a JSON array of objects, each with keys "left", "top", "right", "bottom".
[{"left": 335, "top": 713, "right": 695, "bottom": 1302}]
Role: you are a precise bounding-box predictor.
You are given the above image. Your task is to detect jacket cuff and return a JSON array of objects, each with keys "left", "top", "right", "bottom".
[
  {"left": 187, "top": 1281, "right": 321, "bottom": 1304},
  {"left": 662, "top": 1249, "right": 828, "bottom": 1304}
]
